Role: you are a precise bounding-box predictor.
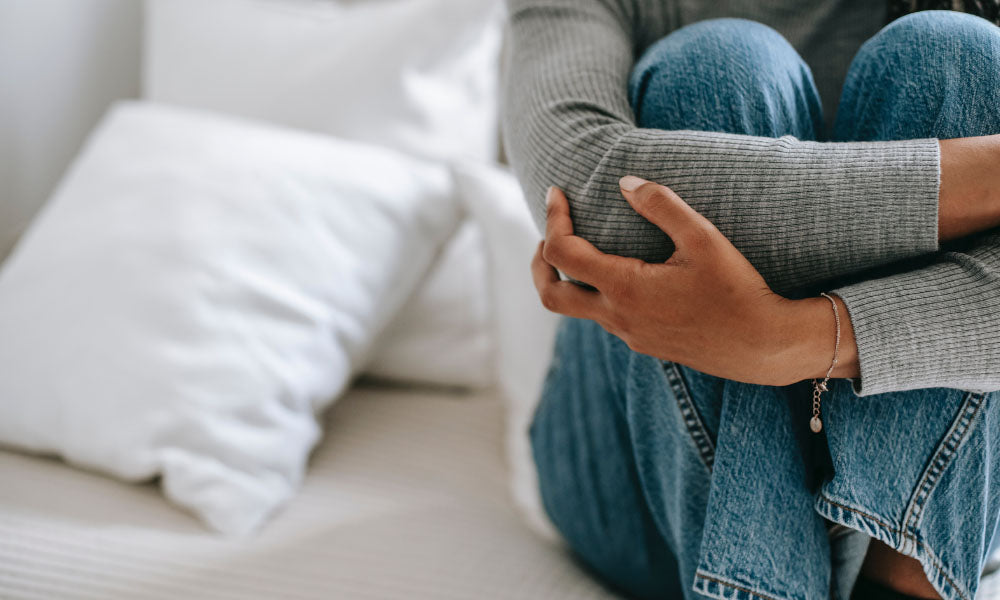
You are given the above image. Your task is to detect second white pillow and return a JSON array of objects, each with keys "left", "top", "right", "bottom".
[
  {"left": 144, "top": 0, "right": 504, "bottom": 162},
  {"left": 366, "top": 219, "right": 494, "bottom": 389},
  {"left": 454, "top": 161, "right": 561, "bottom": 540}
]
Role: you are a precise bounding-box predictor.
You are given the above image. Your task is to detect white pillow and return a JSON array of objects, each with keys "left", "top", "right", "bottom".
[
  {"left": 143, "top": 0, "right": 503, "bottom": 389},
  {"left": 453, "top": 161, "right": 560, "bottom": 540},
  {"left": 365, "top": 218, "right": 495, "bottom": 389},
  {"left": 0, "top": 102, "right": 459, "bottom": 535},
  {"left": 143, "top": 0, "right": 504, "bottom": 163}
]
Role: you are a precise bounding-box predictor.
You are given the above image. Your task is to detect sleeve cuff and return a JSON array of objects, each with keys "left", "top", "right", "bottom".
[{"left": 833, "top": 257, "right": 1000, "bottom": 397}]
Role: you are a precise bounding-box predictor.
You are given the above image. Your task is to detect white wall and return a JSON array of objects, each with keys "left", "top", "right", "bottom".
[{"left": 0, "top": 0, "right": 142, "bottom": 261}]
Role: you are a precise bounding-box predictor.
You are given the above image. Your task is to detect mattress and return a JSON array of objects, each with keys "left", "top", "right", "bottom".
[{"left": 0, "top": 382, "right": 619, "bottom": 600}]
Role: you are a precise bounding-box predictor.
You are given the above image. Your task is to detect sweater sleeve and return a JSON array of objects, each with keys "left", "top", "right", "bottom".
[
  {"left": 500, "top": 0, "right": 940, "bottom": 294},
  {"left": 501, "top": 0, "right": 1000, "bottom": 395},
  {"left": 833, "top": 230, "right": 1000, "bottom": 396}
]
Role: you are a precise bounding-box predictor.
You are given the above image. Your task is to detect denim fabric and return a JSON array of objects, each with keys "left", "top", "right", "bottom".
[{"left": 531, "top": 13, "right": 1000, "bottom": 600}]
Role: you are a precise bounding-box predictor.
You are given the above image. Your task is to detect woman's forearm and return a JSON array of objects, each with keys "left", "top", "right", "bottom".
[
  {"left": 503, "top": 0, "right": 944, "bottom": 296},
  {"left": 788, "top": 135, "right": 1000, "bottom": 383},
  {"left": 939, "top": 134, "right": 1000, "bottom": 241}
]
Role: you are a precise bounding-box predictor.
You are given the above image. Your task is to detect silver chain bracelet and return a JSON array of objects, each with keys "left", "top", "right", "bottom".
[{"left": 810, "top": 292, "right": 841, "bottom": 433}]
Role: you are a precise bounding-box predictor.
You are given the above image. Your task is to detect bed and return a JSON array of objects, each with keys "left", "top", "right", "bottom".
[{"left": 0, "top": 381, "right": 618, "bottom": 600}]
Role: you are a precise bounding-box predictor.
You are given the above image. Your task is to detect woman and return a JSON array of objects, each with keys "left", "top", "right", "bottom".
[{"left": 501, "top": 1, "right": 1000, "bottom": 599}]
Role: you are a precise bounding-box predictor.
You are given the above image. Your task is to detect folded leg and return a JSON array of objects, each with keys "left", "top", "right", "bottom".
[{"left": 820, "top": 12, "right": 1000, "bottom": 600}]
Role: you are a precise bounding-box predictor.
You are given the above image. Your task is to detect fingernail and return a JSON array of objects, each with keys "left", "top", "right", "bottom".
[
  {"left": 619, "top": 175, "right": 648, "bottom": 192},
  {"left": 546, "top": 186, "right": 557, "bottom": 207}
]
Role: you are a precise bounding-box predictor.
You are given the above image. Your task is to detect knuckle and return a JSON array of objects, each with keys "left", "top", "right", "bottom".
[
  {"left": 685, "top": 226, "right": 715, "bottom": 252},
  {"left": 531, "top": 241, "right": 545, "bottom": 265},
  {"left": 538, "top": 288, "right": 560, "bottom": 312},
  {"left": 605, "top": 280, "right": 628, "bottom": 303},
  {"left": 603, "top": 268, "right": 625, "bottom": 296},
  {"left": 649, "top": 185, "right": 671, "bottom": 201},
  {"left": 608, "top": 263, "right": 640, "bottom": 302},
  {"left": 639, "top": 185, "right": 668, "bottom": 206},
  {"left": 541, "top": 237, "right": 560, "bottom": 264},
  {"left": 632, "top": 186, "right": 655, "bottom": 209}
]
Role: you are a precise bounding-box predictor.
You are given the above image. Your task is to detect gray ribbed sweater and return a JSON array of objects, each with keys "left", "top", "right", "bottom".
[{"left": 500, "top": 0, "right": 1000, "bottom": 396}]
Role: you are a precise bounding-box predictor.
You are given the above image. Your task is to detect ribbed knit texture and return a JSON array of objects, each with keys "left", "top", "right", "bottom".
[{"left": 501, "top": 0, "right": 1000, "bottom": 396}]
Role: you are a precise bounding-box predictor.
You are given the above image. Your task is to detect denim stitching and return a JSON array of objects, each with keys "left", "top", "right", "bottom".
[
  {"left": 661, "top": 360, "right": 715, "bottom": 470},
  {"left": 816, "top": 494, "right": 968, "bottom": 600},
  {"left": 693, "top": 569, "right": 785, "bottom": 600},
  {"left": 691, "top": 391, "right": 983, "bottom": 600},
  {"left": 918, "top": 543, "right": 964, "bottom": 600},
  {"left": 900, "top": 392, "right": 986, "bottom": 554}
]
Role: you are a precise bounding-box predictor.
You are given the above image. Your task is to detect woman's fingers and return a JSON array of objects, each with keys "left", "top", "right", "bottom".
[
  {"left": 618, "top": 176, "right": 719, "bottom": 257},
  {"left": 544, "top": 186, "right": 626, "bottom": 288},
  {"left": 541, "top": 235, "right": 616, "bottom": 288},
  {"left": 531, "top": 241, "right": 602, "bottom": 320},
  {"left": 544, "top": 187, "right": 574, "bottom": 237}
]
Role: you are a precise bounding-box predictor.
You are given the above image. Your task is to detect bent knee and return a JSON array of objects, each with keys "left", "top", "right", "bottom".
[
  {"left": 631, "top": 19, "right": 807, "bottom": 93},
  {"left": 840, "top": 10, "right": 1000, "bottom": 139},
  {"left": 628, "top": 18, "right": 820, "bottom": 136},
  {"left": 634, "top": 18, "right": 799, "bottom": 67},
  {"left": 858, "top": 10, "right": 1000, "bottom": 79},
  {"left": 878, "top": 10, "right": 1000, "bottom": 49}
]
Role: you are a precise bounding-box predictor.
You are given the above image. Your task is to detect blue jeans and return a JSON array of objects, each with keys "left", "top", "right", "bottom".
[{"left": 531, "top": 12, "right": 1000, "bottom": 600}]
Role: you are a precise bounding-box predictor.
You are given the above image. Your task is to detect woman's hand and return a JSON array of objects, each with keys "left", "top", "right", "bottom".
[{"left": 531, "top": 176, "right": 859, "bottom": 386}]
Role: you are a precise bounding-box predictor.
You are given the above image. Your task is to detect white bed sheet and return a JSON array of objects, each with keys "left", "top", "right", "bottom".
[{"left": 0, "top": 382, "right": 618, "bottom": 600}]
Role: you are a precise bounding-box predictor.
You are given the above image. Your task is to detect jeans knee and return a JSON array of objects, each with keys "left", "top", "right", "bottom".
[
  {"left": 881, "top": 10, "right": 999, "bottom": 49},
  {"left": 628, "top": 18, "right": 821, "bottom": 137},
  {"left": 862, "top": 10, "right": 1000, "bottom": 73},
  {"left": 837, "top": 10, "right": 1000, "bottom": 140}
]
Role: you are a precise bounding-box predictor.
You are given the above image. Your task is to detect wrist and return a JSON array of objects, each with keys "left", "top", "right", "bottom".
[
  {"left": 777, "top": 295, "right": 859, "bottom": 384},
  {"left": 939, "top": 135, "right": 1000, "bottom": 241}
]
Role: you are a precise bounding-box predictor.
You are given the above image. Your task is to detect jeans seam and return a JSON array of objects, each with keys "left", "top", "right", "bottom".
[
  {"left": 815, "top": 494, "right": 969, "bottom": 600},
  {"left": 661, "top": 361, "right": 715, "bottom": 471},
  {"left": 693, "top": 569, "right": 785, "bottom": 600},
  {"left": 900, "top": 391, "right": 986, "bottom": 553}
]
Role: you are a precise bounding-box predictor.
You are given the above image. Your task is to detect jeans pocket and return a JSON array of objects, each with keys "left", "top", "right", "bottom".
[{"left": 661, "top": 360, "right": 717, "bottom": 471}]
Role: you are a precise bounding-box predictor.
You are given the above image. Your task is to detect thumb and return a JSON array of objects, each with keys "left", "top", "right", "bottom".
[{"left": 619, "top": 176, "right": 714, "bottom": 254}]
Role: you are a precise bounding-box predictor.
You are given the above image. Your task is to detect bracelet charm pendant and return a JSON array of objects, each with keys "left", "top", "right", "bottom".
[
  {"left": 810, "top": 293, "right": 841, "bottom": 435},
  {"left": 809, "top": 415, "right": 823, "bottom": 433},
  {"left": 810, "top": 381, "right": 824, "bottom": 433}
]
